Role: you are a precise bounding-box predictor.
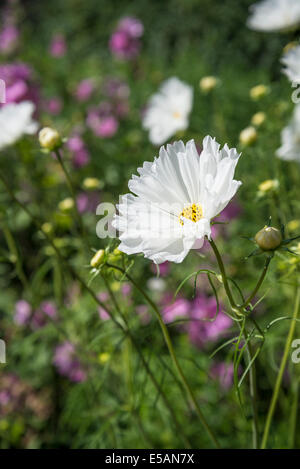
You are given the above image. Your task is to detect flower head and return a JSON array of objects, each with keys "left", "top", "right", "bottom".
[
  {"left": 277, "top": 103, "right": 300, "bottom": 162},
  {"left": 39, "top": 127, "right": 61, "bottom": 151},
  {"left": 281, "top": 44, "right": 300, "bottom": 84},
  {"left": 112, "top": 136, "right": 241, "bottom": 264},
  {"left": 109, "top": 16, "right": 143, "bottom": 60},
  {"left": 247, "top": 0, "right": 300, "bottom": 32},
  {"left": 143, "top": 77, "right": 193, "bottom": 145},
  {"left": 0, "top": 101, "right": 38, "bottom": 150}
]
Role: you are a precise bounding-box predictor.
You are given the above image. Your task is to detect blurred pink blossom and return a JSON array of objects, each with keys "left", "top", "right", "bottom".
[
  {"left": 109, "top": 16, "right": 143, "bottom": 60},
  {"left": 210, "top": 362, "right": 234, "bottom": 390},
  {"left": 75, "top": 79, "right": 94, "bottom": 102},
  {"left": 49, "top": 34, "right": 67, "bottom": 57}
]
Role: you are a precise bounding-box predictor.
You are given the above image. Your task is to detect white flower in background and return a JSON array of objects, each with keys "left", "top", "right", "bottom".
[
  {"left": 281, "top": 44, "right": 300, "bottom": 84},
  {"left": 0, "top": 101, "right": 38, "bottom": 150},
  {"left": 276, "top": 103, "right": 300, "bottom": 161},
  {"left": 112, "top": 137, "right": 241, "bottom": 264},
  {"left": 142, "top": 77, "right": 193, "bottom": 145},
  {"left": 247, "top": 0, "right": 300, "bottom": 33}
]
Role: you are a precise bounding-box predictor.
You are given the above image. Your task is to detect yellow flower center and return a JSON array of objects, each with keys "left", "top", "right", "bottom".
[
  {"left": 179, "top": 204, "right": 203, "bottom": 226},
  {"left": 172, "top": 111, "right": 181, "bottom": 119}
]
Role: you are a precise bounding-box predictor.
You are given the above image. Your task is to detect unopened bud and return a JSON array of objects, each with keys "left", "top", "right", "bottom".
[
  {"left": 39, "top": 127, "right": 61, "bottom": 151},
  {"left": 239, "top": 126, "right": 257, "bottom": 146},
  {"left": 199, "top": 76, "right": 219, "bottom": 93},
  {"left": 250, "top": 84, "right": 269, "bottom": 101},
  {"left": 255, "top": 226, "right": 282, "bottom": 251},
  {"left": 58, "top": 197, "right": 74, "bottom": 212},
  {"left": 90, "top": 249, "right": 105, "bottom": 268},
  {"left": 251, "top": 112, "right": 266, "bottom": 127},
  {"left": 83, "top": 177, "right": 103, "bottom": 190}
]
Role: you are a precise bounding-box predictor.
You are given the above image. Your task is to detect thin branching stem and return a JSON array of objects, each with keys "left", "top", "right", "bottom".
[
  {"left": 261, "top": 283, "right": 300, "bottom": 449},
  {"left": 106, "top": 262, "right": 221, "bottom": 448}
]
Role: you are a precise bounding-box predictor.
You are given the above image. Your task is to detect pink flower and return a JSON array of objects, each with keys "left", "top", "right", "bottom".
[
  {"left": 150, "top": 261, "right": 169, "bottom": 277},
  {"left": 109, "top": 16, "right": 143, "bottom": 60},
  {"left": 97, "top": 292, "right": 110, "bottom": 320},
  {"left": 210, "top": 362, "right": 234, "bottom": 390},
  {"left": 0, "top": 24, "right": 19, "bottom": 54},
  {"left": 67, "top": 134, "right": 90, "bottom": 168},
  {"left": 53, "top": 342, "right": 86, "bottom": 382},
  {"left": 0, "top": 63, "right": 39, "bottom": 106},
  {"left": 14, "top": 300, "right": 31, "bottom": 325},
  {"left": 75, "top": 79, "right": 94, "bottom": 102},
  {"left": 161, "top": 295, "right": 190, "bottom": 324},
  {"left": 187, "top": 295, "right": 232, "bottom": 348},
  {"left": 44, "top": 97, "right": 62, "bottom": 115},
  {"left": 76, "top": 191, "right": 100, "bottom": 214},
  {"left": 49, "top": 34, "right": 67, "bottom": 57},
  {"left": 87, "top": 110, "right": 118, "bottom": 138}
]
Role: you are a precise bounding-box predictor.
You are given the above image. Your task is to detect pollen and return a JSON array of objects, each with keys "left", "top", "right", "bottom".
[
  {"left": 179, "top": 204, "right": 203, "bottom": 226},
  {"left": 172, "top": 111, "right": 181, "bottom": 119}
]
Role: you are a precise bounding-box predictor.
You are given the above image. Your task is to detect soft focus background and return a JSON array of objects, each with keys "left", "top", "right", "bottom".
[{"left": 0, "top": 0, "right": 299, "bottom": 449}]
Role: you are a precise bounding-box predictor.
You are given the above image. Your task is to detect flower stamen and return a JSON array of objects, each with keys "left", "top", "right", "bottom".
[{"left": 179, "top": 203, "right": 203, "bottom": 225}]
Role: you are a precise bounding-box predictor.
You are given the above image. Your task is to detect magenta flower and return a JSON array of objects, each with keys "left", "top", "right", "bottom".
[
  {"left": 44, "top": 97, "right": 62, "bottom": 115},
  {"left": 49, "top": 33, "right": 67, "bottom": 57},
  {"left": 75, "top": 79, "right": 94, "bottom": 102},
  {"left": 161, "top": 295, "right": 190, "bottom": 324},
  {"left": 0, "top": 24, "right": 19, "bottom": 54},
  {"left": 109, "top": 16, "right": 143, "bottom": 60},
  {"left": 187, "top": 295, "right": 232, "bottom": 348},
  {"left": 14, "top": 300, "right": 32, "bottom": 325},
  {"left": 31, "top": 300, "right": 58, "bottom": 330},
  {"left": 210, "top": 362, "right": 234, "bottom": 390},
  {"left": 53, "top": 342, "right": 86, "bottom": 382},
  {"left": 76, "top": 191, "right": 100, "bottom": 214},
  {"left": 97, "top": 292, "right": 110, "bottom": 320},
  {"left": 66, "top": 134, "right": 90, "bottom": 168},
  {"left": 87, "top": 109, "right": 118, "bottom": 138},
  {"left": 0, "top": 63, "right": 39, "bottom": 106}
]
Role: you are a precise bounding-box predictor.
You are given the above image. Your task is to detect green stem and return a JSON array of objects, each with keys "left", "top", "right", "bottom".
[
  {"left": 242, "top": 256, "right": 271, "bottom": 309},
  {"left": 209, "top": 238, "right": 259, "bottom": 448},
  {"left": 1, "top": 221, "right": 28, "bottom": 289},
  {"left": 209, "top": 238, "right": 236, "bottom": 309},
  {"left": 106, "top": 263, "right": 220, "bottom": 449},
  {"left": 261, "top": 284, "right": 300, "bottom": 449},
  {"left": 54, "top": 148, "right": 90, "bottom": 248},
  {"left": 243, "top": 329, "right": 259, "bottom": 449}
]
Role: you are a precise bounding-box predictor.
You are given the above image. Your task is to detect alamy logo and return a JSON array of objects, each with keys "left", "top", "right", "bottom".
[
  {"left": 0, "top": 339, "right": 6, "bottom": 363},
  {"left": 291, "top": 339, "right": 300, "bottom": 364},
  {"left": 0, "top": 79, "right": 6, "bottom": 103}
]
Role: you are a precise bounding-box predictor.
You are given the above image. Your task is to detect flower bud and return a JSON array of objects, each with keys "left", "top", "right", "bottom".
[
  {"left": 250, "top": 84, "right": 269, "bottom": 101},
  {"left": 258, "top": 179, "right": 279, "bottom": 195},
  {"left": 255, "top": 226, "right": 282, "bottom": 251},
  {"left": 251, "top": 112, "right": 266, "bottom": 127},
  {"left": 83, "top": 177, "right": 103, "bottom": 190},
  {"left": 287, "top": 219, "right": 300, "bottom": 232},
  {"left": 39, "top": 127, "right": 61, "bottom": 151},
  {"left": 90, "top": 249, "right": 105, "bottom": 268},
  {"left": 199, "top": 76, "right": 219, "bottom": 93},
  {"left": 58, "top": 197, "right": 74, "bottom": 212},
  {"left": 41, "top": 222, "right": 53, "bottom": 234},
  {"left": 239, "top": 126, "right": 257, "bottom": 146}
]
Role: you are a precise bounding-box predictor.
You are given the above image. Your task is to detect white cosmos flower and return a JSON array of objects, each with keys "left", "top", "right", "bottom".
[
  {"left": 0, "top": 101, "right": 38, "bottom": 150},
  {"left": 142, "top": 77, "right": 193, "bottom": 146},
  {"left": 276, "top": 103, "right": 300, "bottom": 162},
  {"left": 281, "top": 44, "right": 300, "bottom": 84},
  {"left": 247, "top": 0, "right": 300, "bottom": 33},
  {"left": 112, "top": 136, "right": 242, "bottom": 264}
]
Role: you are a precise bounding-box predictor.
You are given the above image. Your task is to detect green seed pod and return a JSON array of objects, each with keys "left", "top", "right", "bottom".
[{"left": 255, "top": 226, "right": 282, "bottom": 251}]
